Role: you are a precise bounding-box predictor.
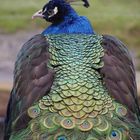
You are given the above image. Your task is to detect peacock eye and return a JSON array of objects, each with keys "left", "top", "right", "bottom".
[
  {"left": 47, "top": 7, "right": 58, "bottom": 18},
  {"left": 47, "top": 9, "right": 53, "bottom": 15},
  {"left": 57, "top": 135, "right": 67, "bottom": 140},
  {"left": 111, "top": 131, "right": 117, "bottom": 137}
]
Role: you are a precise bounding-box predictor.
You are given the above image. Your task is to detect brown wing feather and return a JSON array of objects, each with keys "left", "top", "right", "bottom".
[
  {"left": 4, "top": 34, "right": 55, "bottom": 138},
  {"left": 100, "top": 35, "right": 140, "bottom": 116}
]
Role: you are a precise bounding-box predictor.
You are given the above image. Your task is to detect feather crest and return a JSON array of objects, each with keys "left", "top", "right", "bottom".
[{"left": 66, "top": 0, "right": 90, "bottom": 7}]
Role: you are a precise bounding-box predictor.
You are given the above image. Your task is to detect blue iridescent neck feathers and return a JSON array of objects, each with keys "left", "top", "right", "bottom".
[{"left": 42, "top": 16, "right": 94, "bottom": 35}]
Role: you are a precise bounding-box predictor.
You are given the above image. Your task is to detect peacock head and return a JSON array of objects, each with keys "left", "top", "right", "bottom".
[{"left": 32, "top": 0, "right": 89, "bottom": 23}]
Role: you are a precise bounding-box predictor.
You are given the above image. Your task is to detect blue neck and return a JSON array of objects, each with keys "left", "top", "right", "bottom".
[{"left": 42, "top": 8, "right": 95, "bottom": 35}]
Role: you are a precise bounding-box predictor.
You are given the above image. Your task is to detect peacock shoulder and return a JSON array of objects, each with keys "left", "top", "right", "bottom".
[
  {"left": 100, "top": 35, "right": 140, "bottom": 117},
  {"left": 4, "top": 34, "right": 55, "bottom": 139}
]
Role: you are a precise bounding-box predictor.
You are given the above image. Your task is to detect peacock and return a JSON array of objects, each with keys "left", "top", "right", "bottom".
[{"left": 4, "top": 0, "right": 140, "bottom": 139}]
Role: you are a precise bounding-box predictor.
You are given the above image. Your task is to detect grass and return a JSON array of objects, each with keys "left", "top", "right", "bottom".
[
  {"left": 0, "top": 0, "right": 47, "bottom": 32},
  {"left": 0, "top": 0, "right": 140, "bottom": 50}
]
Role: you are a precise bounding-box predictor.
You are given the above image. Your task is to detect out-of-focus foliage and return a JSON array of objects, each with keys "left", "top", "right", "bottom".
[{"left": 0, "top": 0, "right": 140, "bottom": 50}]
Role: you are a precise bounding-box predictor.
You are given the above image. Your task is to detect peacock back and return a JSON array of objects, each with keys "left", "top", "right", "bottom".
[{"left": 8, "top": 34, "right": 140, "bottom": 140}]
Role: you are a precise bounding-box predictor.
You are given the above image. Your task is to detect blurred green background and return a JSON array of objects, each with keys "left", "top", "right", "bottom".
[{"left": 0, "top": 0, "right": 140, "bottom": 138}]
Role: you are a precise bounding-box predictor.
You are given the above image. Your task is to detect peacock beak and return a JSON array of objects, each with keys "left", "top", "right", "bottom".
[{"left": 32, "top": 9, "right": 44, "bottom": 19}]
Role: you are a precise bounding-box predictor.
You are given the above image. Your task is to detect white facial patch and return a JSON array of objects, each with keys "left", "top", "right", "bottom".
[
  {"left": 43, "top": 7, "right": 47, "bottom": 13},
  {"left": 48, "top": 7, "right": 58, "bottom": 18}
]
